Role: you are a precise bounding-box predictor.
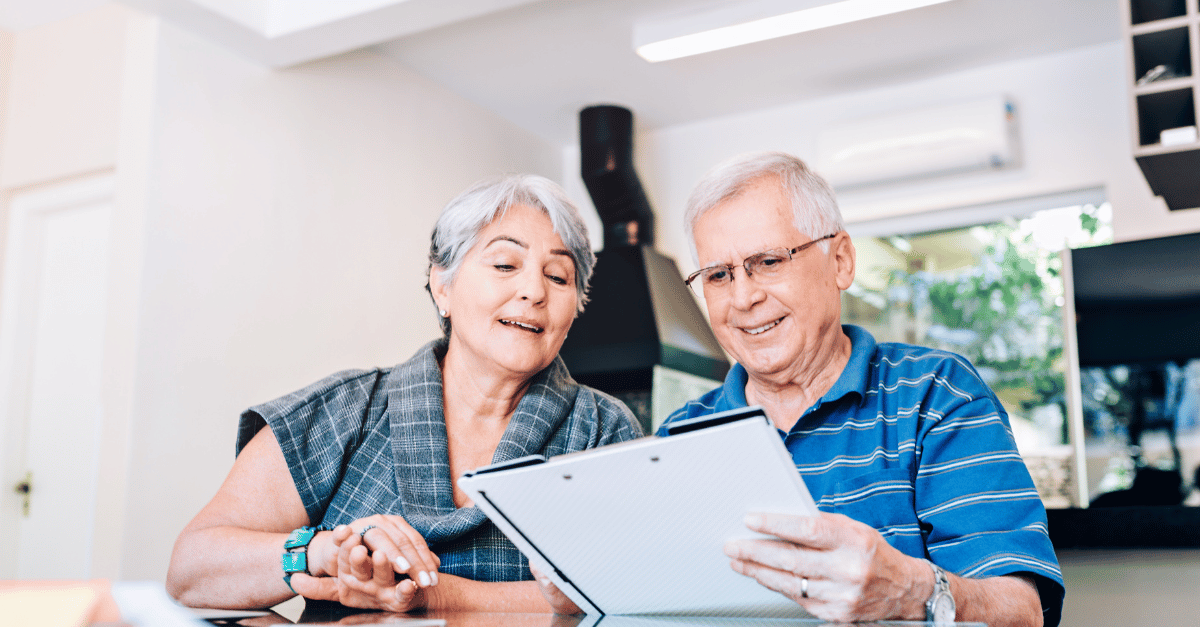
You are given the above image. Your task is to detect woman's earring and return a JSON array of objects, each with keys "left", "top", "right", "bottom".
[{"left": 439, "top": 309, "right": 448, "bottom": 318}]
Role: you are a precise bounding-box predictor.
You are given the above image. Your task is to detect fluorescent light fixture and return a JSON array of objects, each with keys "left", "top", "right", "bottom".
[{"left": 636, "top": 0, "right": 957, "bottom": 62}]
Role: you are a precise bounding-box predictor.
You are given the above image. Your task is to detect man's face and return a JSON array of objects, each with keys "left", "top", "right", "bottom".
[{"left": 692, "top": 176, "right": 854, "bottom": 381}]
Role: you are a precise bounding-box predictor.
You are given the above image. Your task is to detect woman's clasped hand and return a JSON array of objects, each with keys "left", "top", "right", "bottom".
[{"left": 288, "top": 516, "right": 442, "bottom": 612}]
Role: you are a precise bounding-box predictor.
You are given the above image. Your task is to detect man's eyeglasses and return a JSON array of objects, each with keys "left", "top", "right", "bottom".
[{"left": 684, "top": 233, "right": 838, "bottom": 298}]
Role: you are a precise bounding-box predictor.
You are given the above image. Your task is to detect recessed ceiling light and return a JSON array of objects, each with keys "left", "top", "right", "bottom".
[{"left": 635, "top": 0, "right": 958, "bottom": 63}]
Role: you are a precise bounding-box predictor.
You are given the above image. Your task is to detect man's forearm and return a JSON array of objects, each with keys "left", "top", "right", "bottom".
[{"left": 952, "top": 574, "right": 1043, "bottom": 627}]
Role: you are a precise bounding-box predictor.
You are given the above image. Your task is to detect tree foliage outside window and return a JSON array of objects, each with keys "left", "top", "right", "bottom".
[
  {"left": 898, "top": 229, "right": 1063, "bottom": 411},
  {"left": 850, "top": 204, "right": 1111, "bottom": 448}
]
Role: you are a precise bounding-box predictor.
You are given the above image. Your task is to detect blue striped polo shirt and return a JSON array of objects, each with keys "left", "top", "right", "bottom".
[{"left": 658, "top": 324, "right": 1065, "bottom": 626}]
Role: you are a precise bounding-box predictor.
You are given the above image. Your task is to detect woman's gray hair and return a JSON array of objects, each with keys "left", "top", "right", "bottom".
[
  {"left": 426, "top": 174, "right": 596, "bottom": 335},
  {"left": 683, "top": 151, "right": 845, "bottom": 264}
]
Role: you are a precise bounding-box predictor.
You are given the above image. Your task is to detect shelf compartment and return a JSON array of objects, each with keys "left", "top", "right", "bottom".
[
  {"left": 1136, "top": 148, "right": 1200, "bottom": 210},
  {"left": 1136, "top": 88, "right": 1196, "bottom": 146},
  {"left": 1130, "top": 0, "right": 1187, "bottom": 25},
  {"left": 1132, "top": 26, "right": 1192, "bottom": 84}
]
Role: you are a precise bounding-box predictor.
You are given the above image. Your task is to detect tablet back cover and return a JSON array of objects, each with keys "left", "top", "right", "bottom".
[{"left": 459, "top": 416, "right": 817, "bottom": 617}]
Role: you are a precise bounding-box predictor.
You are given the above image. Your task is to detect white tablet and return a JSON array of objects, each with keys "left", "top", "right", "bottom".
[{"left": 457, "top": 406, "right": 818, "bottom": 617}]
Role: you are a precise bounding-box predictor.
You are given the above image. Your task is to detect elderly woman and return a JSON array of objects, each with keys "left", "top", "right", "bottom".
[{"left": 166, "top": 175, "right": 640, "bottom": 613}]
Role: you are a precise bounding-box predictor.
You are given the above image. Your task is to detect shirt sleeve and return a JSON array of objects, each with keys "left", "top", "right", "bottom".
[
  {"left": 914, "top": 355, "right": 1065, "bottom": 626},
  {"left": 656, "top": 384, "right": 731, "bottom": 437},
  {"left": 236, "top": 369, "right": 382, "bottom": 523},
  {"left": 655, "top": 406, "right": 688, "bottom": 437}
]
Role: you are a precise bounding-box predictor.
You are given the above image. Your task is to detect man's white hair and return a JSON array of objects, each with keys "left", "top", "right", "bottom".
[{"left": 684, "top": 151, "right": 845, "bottom": 264}]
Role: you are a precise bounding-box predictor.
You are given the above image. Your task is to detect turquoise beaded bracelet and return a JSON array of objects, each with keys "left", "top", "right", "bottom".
[{"left": 281, "top": 526, "right": 319, "bottom": 594}]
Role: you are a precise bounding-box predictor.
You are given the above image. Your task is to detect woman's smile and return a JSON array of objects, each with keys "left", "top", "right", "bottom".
[{"left": 498, "top": 317, "right": 545, "bottom": 333}]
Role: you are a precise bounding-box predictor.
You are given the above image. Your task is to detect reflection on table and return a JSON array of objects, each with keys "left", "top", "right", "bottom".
[
  {"left": 0, "top": 580, "right": 986, "bottom": 627},
  {"left": 225, "top": 599, "right": 985, "bottom": 627}
]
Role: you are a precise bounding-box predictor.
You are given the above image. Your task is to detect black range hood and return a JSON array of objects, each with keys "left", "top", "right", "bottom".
[{"left": 559, "top": 105, "right": 729, "bottom": 430}]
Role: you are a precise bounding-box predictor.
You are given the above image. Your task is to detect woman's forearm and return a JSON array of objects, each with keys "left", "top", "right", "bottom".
[
  {"left": 166, "top": 526, "right": 333, "bottom": 609},
  {"left": 166, "top": 426, "right": 320, "bottom": 609},
  {"left": 425, "top": 575, "right": 555, "bottom": 613}
]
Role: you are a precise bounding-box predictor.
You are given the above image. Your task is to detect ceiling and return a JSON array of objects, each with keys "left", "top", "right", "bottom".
[
  {"left": 0, "top": 0, "right": 1122, "bottom": 145},
  {"left": 0, "top": 0, "right": 109, "bottom": 31},
  {"left": 376, "top": 0, "right": 1121, "bottom": 144}
]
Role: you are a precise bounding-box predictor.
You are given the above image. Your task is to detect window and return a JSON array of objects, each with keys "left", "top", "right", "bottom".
[{"left": 844, "top": 202, "right": 1112, "bottom": 507}]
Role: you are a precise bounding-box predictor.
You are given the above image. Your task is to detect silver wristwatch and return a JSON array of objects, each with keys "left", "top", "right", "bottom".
[{"left": 924, "top": 559, "right": 956, "bottom": 623}]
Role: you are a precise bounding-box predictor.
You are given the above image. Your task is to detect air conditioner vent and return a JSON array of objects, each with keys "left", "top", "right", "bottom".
[{"left": 815, "top": 96, "right": 1017, "bottom": 188}]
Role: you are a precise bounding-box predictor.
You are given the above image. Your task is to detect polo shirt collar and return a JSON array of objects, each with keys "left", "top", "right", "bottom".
[
  {"left": 721, "top": 324, "right": 877, "bottom": 412},
  {"left": 824, "top": 324, "right": 876, "bottom": 405},
  {"left": 719, "top": 361, "right": 750, "bottom": 411}
]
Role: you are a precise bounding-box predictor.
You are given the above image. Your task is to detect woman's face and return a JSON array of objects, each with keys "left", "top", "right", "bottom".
[{"left": 432, "top": 203, "right": 579, "bottom": 380}]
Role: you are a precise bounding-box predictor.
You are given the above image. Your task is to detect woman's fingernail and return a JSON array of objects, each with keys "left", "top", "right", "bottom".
[
  {"left": 418, "top": 571, "right": 431, "bottom": 587},
  {"left": 430, "top": 571, "right": 439, "bottom": 586},
  {"left": 393, "top": 556, "right": 411, "bottom": 571},
  {"left": 744, "top": 513, "right": 763, "bottom": 527}
]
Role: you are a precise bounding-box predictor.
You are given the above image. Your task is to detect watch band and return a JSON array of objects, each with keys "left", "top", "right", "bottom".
[{"left": 924, "top": 559, "right": 956, "bottom": 623}]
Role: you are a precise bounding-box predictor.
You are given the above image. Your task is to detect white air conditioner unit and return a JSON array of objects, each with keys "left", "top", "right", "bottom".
[{"left": 815, "top": 96, "right": 1017, "bottom": 188}]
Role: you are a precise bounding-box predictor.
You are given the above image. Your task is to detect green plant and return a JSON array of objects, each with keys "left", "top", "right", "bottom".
[{"left": 870, "top": 206, "right": 1109, "bottom": 444}]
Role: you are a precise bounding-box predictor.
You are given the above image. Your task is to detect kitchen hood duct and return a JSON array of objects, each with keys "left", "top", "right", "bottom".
[
  {"left": 578, "top": 105, "right": 656, "bottom": 249},
  {"left": 560, "top": 105, "right": 729, "bottom": 432}
]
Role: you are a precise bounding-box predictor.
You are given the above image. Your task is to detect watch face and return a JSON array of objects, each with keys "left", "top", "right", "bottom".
[{"left": 931, "top": 591, "right": 957, "bottom": 623}]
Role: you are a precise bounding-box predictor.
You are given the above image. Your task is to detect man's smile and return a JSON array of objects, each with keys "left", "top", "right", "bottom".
[{"left": 738, "top": 316, "right": 784, "bottom": 336}]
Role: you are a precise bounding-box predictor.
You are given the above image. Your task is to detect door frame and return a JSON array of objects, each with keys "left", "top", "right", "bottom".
[{"left": 0, "top": 174, "right": 119, "bottom": 578}]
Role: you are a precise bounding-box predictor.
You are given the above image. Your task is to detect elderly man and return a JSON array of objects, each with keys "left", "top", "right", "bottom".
[{"left": 658, "top": 152, "right": 1064, "bottom": 626}]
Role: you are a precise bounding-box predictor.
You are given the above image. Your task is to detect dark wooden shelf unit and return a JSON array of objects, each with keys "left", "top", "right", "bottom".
[
  {"left": 1136, "top": 148, "right": 1200, "bottom": 209},
  {"left": 1125, "top": 0, "right": 1200, "bottom": 210}
]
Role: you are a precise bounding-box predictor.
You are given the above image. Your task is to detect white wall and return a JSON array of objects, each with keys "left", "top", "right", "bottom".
[
  {"left": 0, "top": 26, "right": 12, "bottom": 291},
  {"left": 118, "top": 21, "right": 559, "bottom": 579},
  {"left": 0, "top": 5, "right": 127, "bottom": 190},
  {"left": 629, "top": 42, "right": 1200, "bottom": 277}
]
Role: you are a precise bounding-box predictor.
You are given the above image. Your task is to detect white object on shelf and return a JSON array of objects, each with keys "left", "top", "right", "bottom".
[{"left": 1160, "top": 125, "right": 1198, "bottom": 146}]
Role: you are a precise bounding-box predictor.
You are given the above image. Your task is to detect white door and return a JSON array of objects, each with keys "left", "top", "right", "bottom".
[{"left": 0, "top": 176, "right": 114, "bottom": 579}]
